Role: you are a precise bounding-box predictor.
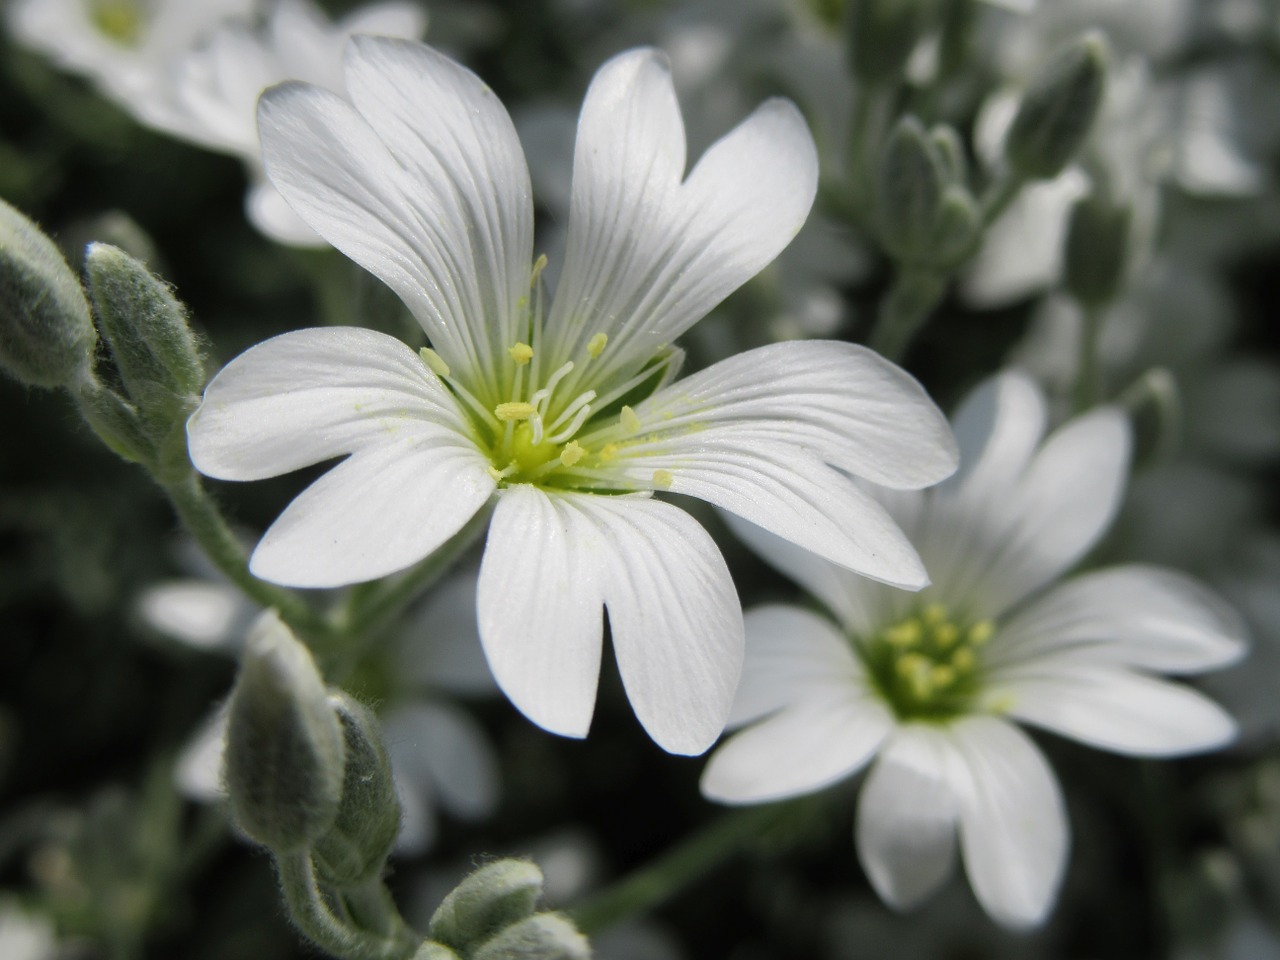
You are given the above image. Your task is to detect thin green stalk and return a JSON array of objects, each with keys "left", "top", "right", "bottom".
[
  {"left": 1074, "top": 303, "right": 1103, "bottom": 413},
  {"left": 339, "top": 502, "right": 493, "bottom": 642},
  {"left": 570, "top": 804, "right": 793, "bottom": 935},
  {"left": 869, "top": 267, "right": 948, "bottom": 362},
  {"left": 342, "top": 879, "right": 419, "bottom": 949},
  {"left": 276, "top": 852, "right": 417, "bottom": 960},
  {"left": 161, "top": 471, "right": 338, "bottom": 650}
]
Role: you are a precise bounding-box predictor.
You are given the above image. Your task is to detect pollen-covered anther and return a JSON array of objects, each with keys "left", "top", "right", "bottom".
[
  {"left": 495, "top": 401, "right": 537, "bottom": 421},
  {"left": 509, "top": 342, "right": 533, "bottom": 365},
  {"left": 865, "top": 603, "right": 989, "bottom": 721},
  {"left": 652, "top": 469, "right": 674, "bottom": 489},
  {"left": 560, "top": 441, "right": 586, "bottom": 467},
  {"left": 586, "top": 333, "right": 608, "bottom": 358},
  {"left": 620, "top": 405, "right": 642, "bottom": 433}
]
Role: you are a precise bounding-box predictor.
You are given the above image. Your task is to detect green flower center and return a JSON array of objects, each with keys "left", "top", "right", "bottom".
[
  {"left": 88, "top": 0, "right": 147, "bottom": 45},
  {"left": 860, "top": 603, "right": 992, "bottom": 722}
]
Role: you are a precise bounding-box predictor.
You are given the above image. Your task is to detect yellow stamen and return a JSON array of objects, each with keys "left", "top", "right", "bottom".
[
  {"left": 967, "top": 621, "right": 995, "bottom": 645},
  {"left": 931, "top": 665, "right": 956, "bottom": 688},
  {"left": 599, "top": 443, "right": 619, "bottom": 461},
  {"left": 951, "top": 648, "right": 975, "bottom": 672},
  {"left": 652, "top": 469, "right": 674, "bottom": 490},
  {"left": 495, "top": 402, "right": 536, "bottom": 421},
  {"left": 530, "top": 254, "right": 548, "bottom": 286},
  {"left": 509, "top": 342, "right": 533, "bottom": 365},
  {"left": 620, "top": 405, "right": 641, "bottom": 433},
  {"left": 586, "top": 333, "right": 608, "bottom": 358},
  {"left": 885, "top": 619, "right": 922, "bottom": 647},
  {"left": 419, "top": 347, "right": 450, "bottom": 378},
  {"left": 922, "top": 603, "right": 948, "bottom": 625},
  {"left": 933, "top": 622, "right": 959, "bottom": 648},
  {"left": 559, "top": 441, "right": 586, "bottom": 467}
]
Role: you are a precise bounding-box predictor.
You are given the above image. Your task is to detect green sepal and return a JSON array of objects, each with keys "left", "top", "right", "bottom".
[
  {"left": 413, "top": 943, "right": 463, "bottom": 960},
  {"left": 429, "top": 860, "right": 544, "bottom": 954},
  {"left": 1006, "top": 32, "right": 1109, "bottom": 181},
  {"left": 877, "top": 116, "right": 946, "bottom": 262},
  {"left": 75, "top": 380, "right": 156, "bottom": 465},
  {"left": 224, "top": 612, "right": 345, "bottom": 854},
  {"left": 932, "top": 186, "right": 983, "bottom": 267},
  {"left": 84, "top": 243, "right": 204, "bottom": 423},
  {"left": 0, "top": 198, "right": 96, "bottom": 389},
  {"left": 311, "top": 693, "right": 402, "bottom": 888},
  {"left": 472, "top": 914, "right": 592, "bottom": 960}
]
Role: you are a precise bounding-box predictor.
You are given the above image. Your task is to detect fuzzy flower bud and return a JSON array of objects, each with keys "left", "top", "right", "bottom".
[
  {"left": 0, "top": 198, "right": 96, "bottom": 389},
  {"left": 1064, "top": 192, "right": 1133, "bottom": 309},
  {"left": 224, "top": 612, "right": 345, "bottom": 853},
  {"left": 429, "top": 860, "right": 544, "bottom": 954},
  {"left": 472, "top": 914, "right": 591, "bottom": 960},
  {"left": 1006, "top": 33, "right": 1109, "bottom": 181},
  {"left": 84, "top": 243, "right": 204, "bottom": 419},
  {"left": 310, "top": 693, "right": 402, "bottom": 888}
]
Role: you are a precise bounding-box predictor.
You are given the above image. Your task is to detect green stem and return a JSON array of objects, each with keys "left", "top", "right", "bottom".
[
  {"left": 1073, "top": 303, "right": 1103, "bottom": 413},
  {"left": 161, "top": 472, "right": 338, "bottom": 650},
  {"left": 342, "top": 879, "right": 418, "bottom": 949},
  {"left": 570, "top": 804, "right": 793, "bottom": 935},
  {"left": 339, "top": 502, "right": 493, "bottom": 644},
  {"left": 276, "top": 852, "right": 417, "bottom": 960},
  {"left": 869, "top": 267, "right": 948, "bottom": 362}
]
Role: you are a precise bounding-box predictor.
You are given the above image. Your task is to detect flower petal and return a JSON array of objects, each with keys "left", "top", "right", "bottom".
[
  {"left": 258, "top": 46, "right": 532, "bottom": 392},
  {"left": 625, "top": 341, "right": 958, "bottom": 490},
  {"left": 343, "top": 37, "right": 534, "bottom": 389},
  {"left": 701, "top": 696, "right": 891, "bottom": 804},
  {"left": 384, "top": 701, "right": 499, "bottom": 831},
  {"left": 477, "top": 485, "right": 606, "bottom": 741},
  {"left": 941, "top": 370, "right": 1047, "bottom": 501},
  {"left": 989, "top": 564, "right": 1248, "bottom": 673},
  {"left": 188, "top": 326, "right": 473, "bottom": 481},
  {"left": 581, "top": 494, "right": 744, "bottom": 756},
  {"left": 400, "top": 571, "right": 497, "bottom": 695},
  {"left": 947, "top": 717, "right": 1068, "bottom": 930},
  {"left": 728, "top": 605, "right": 864, "bottom": 727},
  {"left": 932, "top": 405, "right": 1132, "bottom": 618},
  {"left": 545, "top": 48, "right": 818, "bottom": 391},
  {"left": 991, "top": 662, "right": 1238, "bottom": 756},
  {"left": 855, "top": 726, "right": 959, "bottom": 910},
  {"left": 250, "top": 433, "right": 495, "bottom": 587}
]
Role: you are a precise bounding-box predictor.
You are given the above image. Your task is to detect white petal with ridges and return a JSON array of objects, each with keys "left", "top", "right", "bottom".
[
  {"left": 992, "top": 662, "right": 1238, "bottom": 756},
  {"left": 545, "top": 49, "right": 818, "bottom": 393},
  {"left": 623, "top": 341, "right": 957, "bottom": 490},
  {"left": 188, "top": 327, "right": 475, "bottom": 481},
  {"left": 250, "top": 433, "right": 495, "bottom": 587},
  {"left": 702, "top": 696, "right": 891, "bottom": 803},
  {"left": 583, "top": 494, "right": 744, "bottom": 756},
  {"left": 941, "top": 370, "right": 1047, "bottom": 500},
  {"left": 988, "top": 565, "right": 1247, "bottom": 673},
  {"left": 344, "top": 37, "right": 533, "bottom": 387},
  {"left": 477, "top": 485, "right": 606, "bottom": 741},
  {"left": 728, "top": 605, "right": 863, "bottom": 727},
  {"left": 947, "top": 717, "right": 1068, "bottom": 929},
  {"left": 856, "top": 726, "right": 959, "bottom": 910}
]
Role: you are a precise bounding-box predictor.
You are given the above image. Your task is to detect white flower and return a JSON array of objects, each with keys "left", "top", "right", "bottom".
[
  {"left": 186, "top": 38, "right": 958, "bottom": 755},
  {"left": 701, "top": 371, "right": 1245, "bottom": 928},
  {"left": 6, "top": 0, "right": 254, "bottom": 113},
  {"left": 157, "top": 0, "right": 427, "bottom": 245}
]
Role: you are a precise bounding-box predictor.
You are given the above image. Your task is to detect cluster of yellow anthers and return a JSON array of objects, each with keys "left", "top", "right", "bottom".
[{"left": 864, "top": 603, "right": 994, "bottom": 721}]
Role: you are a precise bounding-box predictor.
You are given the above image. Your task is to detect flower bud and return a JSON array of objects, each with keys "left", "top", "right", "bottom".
[
  {"left": 472, "top": 914, "right": 591, "bottom": 960},
  {"left": 429, "top": 860, "right": 544, "bottom": 954},
  {"left": 848, "top": 0, "right": 935, "bottom": 84},
  {"left": 224, "top": 612, "right": 345, "bottom": 853},
  {"left": 310, "top": 694, "right": 402, "bottom": 888},
  {"left": 413, "top": 944, "right": 462, "bottom": 960},
  {"left": 75, "top": 381, "right": 156, "bottom": 465},
  {"left": 0, "top": 198, "right": 96, "bottom": 389},
  {"left": 84, "top": 244, "right": 204, "bottom": 417},
  {"left": 1006, "top": 33, "right": 1108, "bottom": 181},
  {"left": 877, "top": 117, "right": 979, "bottom": 267},
  {"left": 1063, "top": 192, "right": 1132, "bottom": 308}
]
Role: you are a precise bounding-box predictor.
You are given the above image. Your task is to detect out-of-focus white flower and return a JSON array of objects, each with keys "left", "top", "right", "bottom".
[
  {"left": 702, "top": 371, "right": 1245, "bottom": 929},
  {"left": 0, "top": 899, "right": 57, "bottom": 960},
  {"left": 186, "top": 39, "right": 958, "bottom": 755},
  {"left": 155, "top": 0, "right": 427, "bottom": 245},
  {"left": 139, "top": 563, "right": 500, "bottom": 855},
  {"left": 6, "top": 0, "right": 254, "bottom": 110}
]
